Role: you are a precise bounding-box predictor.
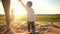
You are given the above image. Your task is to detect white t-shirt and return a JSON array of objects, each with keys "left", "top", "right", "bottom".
[{"left": 26, "top": 6, "right": 35, "bottom": 22}]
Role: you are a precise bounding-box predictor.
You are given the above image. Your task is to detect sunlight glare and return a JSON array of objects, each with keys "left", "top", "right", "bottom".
[{"left": 10, "top": 0, "right": 26, "bottom": 19}]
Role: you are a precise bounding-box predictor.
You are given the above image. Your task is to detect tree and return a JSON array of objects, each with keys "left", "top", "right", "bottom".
[{"left": 2, "top": 0, "right": 10, "bottom": 33}]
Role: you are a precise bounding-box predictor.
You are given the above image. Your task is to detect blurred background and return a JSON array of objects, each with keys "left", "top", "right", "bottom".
[{"left": 0, "top": 0, "right": 60, "bottom": 34}]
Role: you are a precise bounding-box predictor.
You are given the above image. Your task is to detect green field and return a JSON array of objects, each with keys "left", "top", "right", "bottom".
[
  {"left": 0, "top": 15, "right": 6, "bottom": 21},
  {"left": 20, "top": 14, "right": 60, "bottom": 22},
  {"left": 35, "top": 15, "right": 60, "bottom": 22},
  {"left": 0, "top": 14, "right": 60, "bottom": 22}
]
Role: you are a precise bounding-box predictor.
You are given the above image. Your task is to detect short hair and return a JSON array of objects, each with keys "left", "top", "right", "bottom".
[{"left": 27, "top": 1, "right": 32, "bottom": 5}]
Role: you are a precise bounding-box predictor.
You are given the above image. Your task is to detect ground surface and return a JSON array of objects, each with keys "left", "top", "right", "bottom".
[
  {"left": 0, "top": 21, "right": 60, "bottom": 34},
  {"left": 10, "top": 21, "right": 60, "bottom": 34},
  {"left": 0, "top": 15, "right": 60, "bottom": 34}
]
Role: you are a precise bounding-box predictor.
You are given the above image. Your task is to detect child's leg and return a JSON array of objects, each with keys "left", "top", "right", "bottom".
[
  {"left": 31, "top": 21, "right": 35, "bottom": 34},
  {"left": 27, "top": 22, "right": 30, "bottom": 32}
]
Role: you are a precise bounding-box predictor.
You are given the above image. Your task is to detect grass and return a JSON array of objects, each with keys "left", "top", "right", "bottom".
[
  {"left": 0, "top": 14, "right": 60, "bottom": 22},
  {"left": 35, "top": 15, "right": 60, "bottom": 22},
  {"left": 0, "top": 15, "right": 6, "bottom": 21}
]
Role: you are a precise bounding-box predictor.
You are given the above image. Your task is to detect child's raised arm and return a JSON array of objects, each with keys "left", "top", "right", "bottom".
[{"left": 18, "top": 0, "right": 27, "bottom": 10}]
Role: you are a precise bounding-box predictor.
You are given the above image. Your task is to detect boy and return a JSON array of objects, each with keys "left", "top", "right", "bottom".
[{"left": 19, "top": 0, "right": 35, "bottom": 34}]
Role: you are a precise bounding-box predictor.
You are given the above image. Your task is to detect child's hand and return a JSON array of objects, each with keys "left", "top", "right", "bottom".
[
  {"left": 18, "top": 0, "right": 22, "bottom": 2},
  {"left": 18, "top": 0, "right": 20, "bottom": 2}
]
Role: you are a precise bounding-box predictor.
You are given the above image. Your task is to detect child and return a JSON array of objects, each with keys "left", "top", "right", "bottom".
[{"left": 19, "top": 0, "right": 35, "bottom": 34}]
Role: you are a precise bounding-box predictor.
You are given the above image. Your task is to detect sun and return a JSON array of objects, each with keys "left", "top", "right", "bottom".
[{"left": 10, "top": 0, "right": 26, "bottom": 18}]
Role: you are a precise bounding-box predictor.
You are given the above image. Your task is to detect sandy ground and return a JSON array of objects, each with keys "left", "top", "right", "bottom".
[
  {"left": 0, "top": 21, "right": 60, "bottom": 34},
  {"left": 10, "top": 21, "right": 60, "bottom": 34}
]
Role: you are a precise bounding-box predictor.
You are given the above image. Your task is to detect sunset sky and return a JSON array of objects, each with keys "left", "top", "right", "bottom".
[{"left": 0, "top": 0, "right": 60, "bottom": 14}]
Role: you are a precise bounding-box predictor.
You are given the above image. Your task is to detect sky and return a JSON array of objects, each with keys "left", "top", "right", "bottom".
[
  {"left": 0, "top": 0, "right": 60, "bottom": 14},
  {"left": 0, "top": 0, "right": 4, "bottom": 14}
]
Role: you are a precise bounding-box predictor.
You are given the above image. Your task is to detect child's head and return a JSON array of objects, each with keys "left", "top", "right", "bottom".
[{"left": 27, "top": 1, "right": 32, "bottom": 7}]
